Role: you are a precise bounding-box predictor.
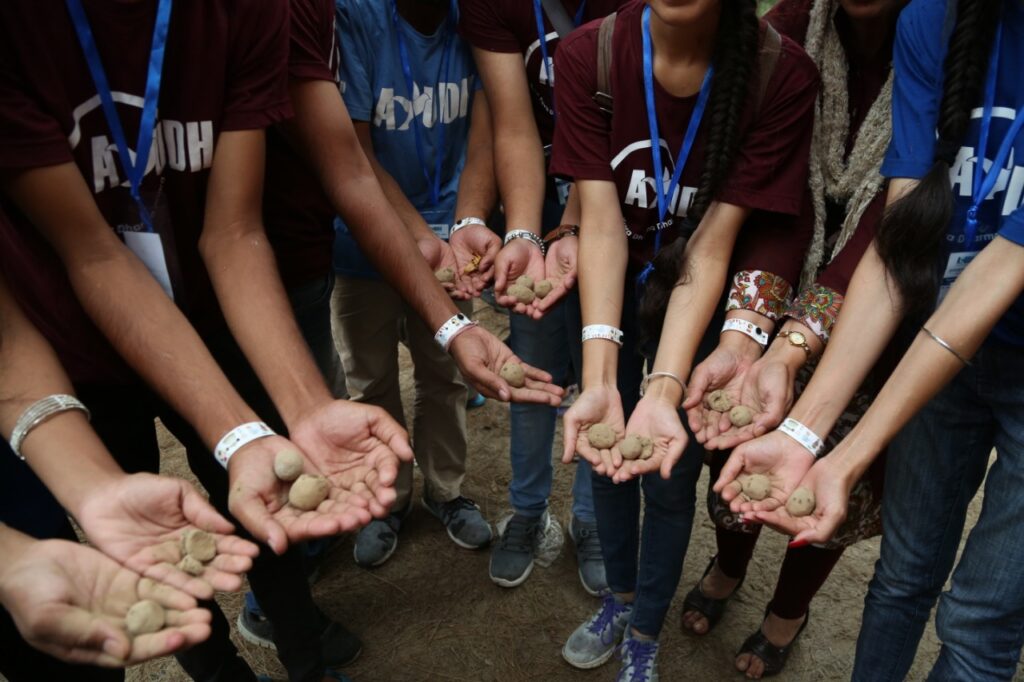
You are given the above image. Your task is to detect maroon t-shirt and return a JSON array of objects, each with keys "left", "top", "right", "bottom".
[
  {"left": 0, "top": 0, "right": 291, "bottom": 385},
  {"left": 459, "top": 0, "right": 629, "bottom": 147},
  {"left": 263, "top": 0, "right": 339, "bottom": 288},
  {"left": 549, "top": 2, "right": 819, "bottom": 277}
]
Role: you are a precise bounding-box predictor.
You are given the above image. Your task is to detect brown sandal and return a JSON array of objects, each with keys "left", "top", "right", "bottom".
[{"left": 681, "top": 555, "right": 745, "bottom": 635}]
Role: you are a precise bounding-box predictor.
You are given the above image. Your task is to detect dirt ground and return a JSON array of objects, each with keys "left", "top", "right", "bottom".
[{"left": 122, "top": 305, "right": 1018, "bottom": 682}]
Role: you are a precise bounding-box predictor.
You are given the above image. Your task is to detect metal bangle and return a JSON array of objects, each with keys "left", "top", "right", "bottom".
[
  {"left": 921, "top": 327, "right": 972, "bottom": 367},
  {"left": 9, "top": 394, "right": 91, "bottom": 461},
  {"left": 503, "top": 229, "right": 547, "bottom": 256},
  {"left": 639, "top": 371, "right": 687, "bottom": 403}
]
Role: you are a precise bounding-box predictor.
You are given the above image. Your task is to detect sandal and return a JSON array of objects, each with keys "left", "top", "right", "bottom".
[
  {"left": 736, "top": 605, "right": 810, "bottom": 678},
  {"left": 681, "top": 555, "right": 745, "bottom": 635}
]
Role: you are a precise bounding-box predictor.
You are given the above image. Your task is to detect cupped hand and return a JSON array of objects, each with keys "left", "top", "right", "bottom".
[
  {"left": 449, "top": 325, "right": 564, "bottom": 405},
  {"left": 712, "top": 430, "right": 815, "bottom": 515},
  {"left": 613, "top": 393, "right": 688, "bottom": 483},
  {"left": 704, "top": 356, "right": 796, "bottom": 450},
  {"left": 493, "top": 239, "right": 546, "bottom": 314},
  {"left": 683, "top": 343, "right": 759, "bottom": 445},
  {"left": 530, "top": 235, "right": 578, "bottom": 319},
  {"left": 0, "top": 538, "right": 211, "bottom": 667},
  {"left": 749, "top": 456, "right": 852, "bottom": 546},
  {"left": 449, "top": 224, "right": 501, "bottom": 297},
  {"left": 75, "top": 473, "right": 259, "bottom": 600},
  {"left": 418, "top": 235, "right": 469, "bottom": 300},
  {"left": 561, "top": 386, "right": 626, "bottom": 478}
]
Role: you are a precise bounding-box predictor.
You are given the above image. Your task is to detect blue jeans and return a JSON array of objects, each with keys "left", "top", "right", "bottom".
[{"left": 853, "top": 339, "right": 1024, "bottom": 682}]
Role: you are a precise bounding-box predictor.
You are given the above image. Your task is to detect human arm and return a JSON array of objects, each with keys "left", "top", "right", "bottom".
[{"left": 533, "top": 185, "right": 581, "bottom": 317}]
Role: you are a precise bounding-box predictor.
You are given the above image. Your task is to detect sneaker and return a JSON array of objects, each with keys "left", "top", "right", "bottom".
[
  {"left": 353, "top": 513, "right": 403, "bottom": 568},
  {"left": 490, "top": 512, "right": 543, "bottom": 587},
  {"left": 466, "top": 392, "right": 486, "bottom": 410},
  {"left": 237, "top": 609, "right": 362, "bottom": 667},
  {"left": 569, "top": 516, "right": 609, "bottom": 597},
  {"left": 562, "top": 594, "right": 634, "bottom": 669},
  {"left": 422, "top": 496, "right": 493, "bottom": 549},
  {"left": 616, "top": 633, "right": 659, "bottom": 682}
]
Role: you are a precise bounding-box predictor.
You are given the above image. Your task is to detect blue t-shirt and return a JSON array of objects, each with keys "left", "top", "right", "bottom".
[
  {"left": 333, "top": 0, "right": 479, "bottom": 279},
  {"left": 882, "top": 0, "right": 1024, "bottom": 345}
]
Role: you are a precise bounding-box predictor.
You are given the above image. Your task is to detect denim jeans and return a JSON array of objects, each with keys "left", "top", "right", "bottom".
[{"left": 853, "top": 338, "right": 1024, "bottom": 682}]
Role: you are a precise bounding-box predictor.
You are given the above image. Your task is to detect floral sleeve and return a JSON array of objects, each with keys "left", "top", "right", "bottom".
[
  {"left": 785, "top": 283, "right": 844, "bottom": 343},
  {"left": 725, "top": 270, "right": 794, "bottom": 321}
]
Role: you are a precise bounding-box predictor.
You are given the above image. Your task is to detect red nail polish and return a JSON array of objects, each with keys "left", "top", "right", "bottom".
[{"left": 788, "top": 539, "right": 808, "bottom": 549}]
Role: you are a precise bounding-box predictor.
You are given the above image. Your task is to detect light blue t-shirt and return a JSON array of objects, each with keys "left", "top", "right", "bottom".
[
  {"left": 333, "top": 0, "right": 480, "bottom": 279},
  {"left": 881, "top": 0, "right": 1024, "bottom": 345}
]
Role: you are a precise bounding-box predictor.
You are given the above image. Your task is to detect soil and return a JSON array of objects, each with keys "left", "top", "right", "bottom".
[{"left": 120, "top": 305, "right": 1019, "bottom": 682}]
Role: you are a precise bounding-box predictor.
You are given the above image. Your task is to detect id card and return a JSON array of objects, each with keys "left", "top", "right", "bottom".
[
  {"left": 124, "top": 231, "right": 174, "bottom": 300},
  {"left": 429, "top": 223, "right": 451, "bottom": 240},
  {"left": 938, "top": 250, "right": 978, "bottom": 303}
]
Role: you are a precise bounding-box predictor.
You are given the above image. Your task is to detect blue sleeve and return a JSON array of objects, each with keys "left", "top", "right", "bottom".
[
  {"left": 880, "top": 0, "right": 950, "bottom": 180},
  {"left": 336, "top": 0, "right": 376, "bottom": 122},
  {"left": 1000, "top": 209, "right": 1024, "bottom": 246}
]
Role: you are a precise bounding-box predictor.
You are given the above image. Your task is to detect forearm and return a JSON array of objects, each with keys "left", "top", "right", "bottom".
[
  {"left": 453, "top": 90, "right": 498, "bottom": 221},
  {"left": 558, "top": 184, "right": 581, "bottom": 227}
]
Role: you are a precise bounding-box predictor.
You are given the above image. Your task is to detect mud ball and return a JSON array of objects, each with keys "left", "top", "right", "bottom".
[
  {"left": 534, "top": 279, "right": 553, "bottom": 299},
  {"left": 288, "top": 474, "right": 330, "bottom": 511},
  {"left": 435, "top": 267, "right": 455, "bottom": 283},
  {"left": 729, "top": 405, "right": 754, "bottom": 427},
  {"left": 706, "top": 390, "right": 733, "bottom": 412},
  {"left": 499, "top": 362, "right": 526, "bottom": 388},
  {"left": 181, "top": 529, "right": 217, "bottom": 563},
  {"left": 177, "top": 555, "right": 204, "bottom": 577},
  {"left": 507, "top": 284, "right": 536, "bottom": 304},
  {"left": 620, "top": 435, "right": 645, "bottom": 461},
  {"left": 786, "top": 486, "right": 816, "bottom": 517},
  {"left": 587, "top": 423, "right": 617, "bottom": 449},
  {"left": 739, "top": 473, "right": 771, "bottom": 501},
  {"left": 273, "top": 449, "right": 304, "bottom": 482},
  {"left": 125, "top": 599, "right": 166, "bottom": 637},
  {"left": 515, "top": 275, "right": 534, "bottom": 290}
]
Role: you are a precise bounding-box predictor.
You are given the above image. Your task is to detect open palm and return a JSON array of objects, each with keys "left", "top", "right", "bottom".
[
  {"left": 714, "top": 430, "right": 816, "bottom": 514},
  {"left": 614, "top": 394, "right": 688, "bottom": 483},
  {"left": 562, "top": 386, "right": 626, "bottom": 478}
]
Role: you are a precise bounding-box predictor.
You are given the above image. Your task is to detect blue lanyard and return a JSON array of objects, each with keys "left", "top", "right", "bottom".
[
  {"left": 66, "top": 0, "right": 172, "bottom": 234},
  {"left": 637, "top": 4, "right": 714, "bottom": 286},
  {"left": 966, "top": 21, "right": 1024, "bottom": 245},
  {"left": 392, "top": 0, "right": 457, "bottom": 207},
  {"left": 531, "top": 0, "right": 587, "bottom": 116}
]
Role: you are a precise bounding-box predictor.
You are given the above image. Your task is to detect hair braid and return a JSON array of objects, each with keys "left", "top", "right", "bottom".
[
  {"left": 875, "top": 0, "right": 1000, "bottom": 320},
  {"left": 637, "top": 0, "right": 761, "bottom": 343}
]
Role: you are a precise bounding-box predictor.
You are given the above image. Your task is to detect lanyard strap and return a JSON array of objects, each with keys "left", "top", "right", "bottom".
[
  {"left": 531, "top": 0, "right": 587, "bottom": 117},
  {"left": 66, "top": 0, "right": 172, "bottom": 234},
  {"left": 392, "top": 0, "right": 456, "bottom": 207}
]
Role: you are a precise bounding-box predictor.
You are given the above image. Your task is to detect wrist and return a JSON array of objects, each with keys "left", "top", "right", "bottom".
[
  {"left": 718, "top": 327, "right": 765, "bottom": 360},
  {"left": 0, "top": 525, "right": 31, "bottom": 588},
  {"left": 763, "top": 336, "right": 809, "bottom": 372},
  {"left": 278, "top": 387, "right": 333, "bottom": 433},
  {"left": 582, "top": 342, "right": 620, "bottom": 388},
  {"left": 643, "top": 375, "right": 684, "bottom": 406}
]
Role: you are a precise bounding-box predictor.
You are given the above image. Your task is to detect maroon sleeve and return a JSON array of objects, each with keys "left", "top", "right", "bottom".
[
  {"left": 764, "top": 0, "right": 813, "bottom": 45},
  {"left": 548, "top": 25, "right": 613, "bottom": 182},
  {"left": 459, "top": 0, "right": 521, "bottom": 53},
  {"left": 222, "top": 0, "right": 293, "bottom": 131},
  {"left": 288, "top": 0, "right": 339, "bottom": 83},
  {"left": 817, "top": 191, "right": 885, "bottom": 294}
]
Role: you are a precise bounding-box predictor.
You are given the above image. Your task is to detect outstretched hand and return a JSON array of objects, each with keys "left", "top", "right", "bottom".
[
  {"left": 493, "top": 240, "right": 546, "bottom": 315},
  {"left": 613, "top": 393, "right": 688, "bottom": 483},
  {"left": 683, "top": 343, "right": 758, "bottom": 446},
  {"left": 531, "top": 235, "right": 578, "bottom": 319},
  {"left": 562, "top": 386, "right": 626, "bottom": 478},
  {"left": 749, "top": 455, "right": 852, "bottom": 547},
  {"left": 449, "top": 325, "right": 564, "bottom": 405},
  {"left": 704, "top": 356, "right": 796, "bottom": 451},
  {"left": 449, "top": 224, "right": 501, "bottom": 297},
  {"left": 418, "top": 235, "right": 470, "bottom": 300},
  {"left": 713, "top": 430, "right": 816, "bottom": 515}
]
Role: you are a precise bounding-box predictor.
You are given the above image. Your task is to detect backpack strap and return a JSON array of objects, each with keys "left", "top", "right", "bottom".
[
  {"left": 540, "top": 0, "right": 577, "bottom": 38},
  {"left": 756, "top": 23, "right": 782, "bottom": 113},
  {"left": 593, "top": 12, "right": 617, "bottom": 115}
]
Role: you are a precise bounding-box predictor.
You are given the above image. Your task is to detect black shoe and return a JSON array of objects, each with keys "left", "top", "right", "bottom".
[
  {"left": 237, "top": 609, "right": 362, "bottom": 667},
  {"left": 489, "top": 512, "right": 543, "bottom": 588}
]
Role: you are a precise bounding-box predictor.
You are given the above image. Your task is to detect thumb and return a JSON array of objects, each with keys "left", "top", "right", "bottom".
[
  {"left": 179, "top": 482, "right": 234, "bottom": 535},
  {"left": 714, "top": 450, "right": 746, "bottom": 495},
  {"left": 38, "top": 606, "right": 131, "bottom": 666},
  {"left": 561, "top": 414, "right": 580, "bottom": 464},
  {"left": 229, "top": 489, "right": 287, "bottom": 555},
  {"left": 493, "top": 255, "right": 510, "bottom": 292},
  {"left": 682, "top": 367, "right": 711, "bottom": 409}
]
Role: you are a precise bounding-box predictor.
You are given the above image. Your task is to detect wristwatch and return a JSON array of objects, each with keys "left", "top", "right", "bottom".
[{"left": 777, "top": 329, "right": 812, "bottom": 358}]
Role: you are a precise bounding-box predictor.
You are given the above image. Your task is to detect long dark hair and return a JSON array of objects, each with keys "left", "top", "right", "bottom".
[
  {"left": 875, "top": 0, "right": 1000, "bottom": 320},
  {"left": 637, "top": 0, "right": 761, "bottom": 342}
]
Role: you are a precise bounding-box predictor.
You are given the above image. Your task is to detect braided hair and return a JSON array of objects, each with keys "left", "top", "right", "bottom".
[
  {"left": 637, "top": 0, "right": 761, "bottom": 343},
  {"left": 875, "top": 0, "right": 1000, "bottom": 320}
]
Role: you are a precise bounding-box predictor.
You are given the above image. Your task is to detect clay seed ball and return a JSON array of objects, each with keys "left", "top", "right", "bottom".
[
  {"left": 507, "top": 283, "right": 536, "bottom": 304},
  {"left": 739, "top": 473, "right": 771, "bottom": 501},
  {"left": 125, "top": 599, "right": 166, "bottom": 637},
  {"left": 587, "top": 423, "right": 617, "bottom": 450},
  {"left": 288, "top": 474, "right": 330, "bottom": 511},
  {"left": 640, "top": 437, "right": 654, "bottom": 460},
  {"left": 435, "top": 267, "right": 455, "bottom": 283},
  {"left": 273, "top": 449, "right": 304, "bottom": 482},
  {"left": 534, "top": 279, "right": 554, "bottom": 299},
  {"left": 729, "top": 405, "right": 754, "bottom": 427},
  {"left": 177, "top": 555, "right": 205, "bottom": 577},
  {"left": 786, "top": 486, "right": 816, "bottom": 517},
  {"left": 499, "top": 361, "right": 526, "bottom": 388},
  {"left": 706, "top": 390, "right": 733, "bottom": 413},
  {"left": 620, "top": 435, "right": 645, "bottom": 461},
  {"left": 515, "top": 274, "right": 535, "bottom": 290},
  {"left": 181, "top": 529, "right": 217, "bottom": 563}
]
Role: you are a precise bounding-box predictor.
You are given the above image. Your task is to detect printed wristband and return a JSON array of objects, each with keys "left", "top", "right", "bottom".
[
  {"left": 504, "top": 229, "right": 546, "bottom": 256},
  {"left": 10, "top": 394, "right": 91, "bottom": 460},
  {"left": 451, "top": 217, "right": 487, "bottom": 237},
  {"left": 434, "top": 313, "right": 478, "bottom": 352},
  {"left": 721, "top": 318, "right": 769, "bottom": 348},
  {"left": 214, "top": 421, "right": 275, "bottom": 469},
  {"left": 777, "top": 417, "right": 825, "bottom": 459},
  {"left": 582, "top": 324, "right": 624, "bottom": 347}
]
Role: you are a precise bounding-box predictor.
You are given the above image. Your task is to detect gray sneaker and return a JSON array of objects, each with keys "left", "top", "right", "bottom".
[
  {"left": 489, "top": 512, "right": 543, "bottom": 587},
  {"left": 570, "top": 516, "right": 608, "bottom": 597},
  {"left": 353, "top": 513, "right": 403, "bottom": 568},
  {"left": 422, "top": 496, "right": 493, "bottom": 549},
  {"left": 562, "top": 595, "right": 634, "bottom": 669},
  {"left": 616, "top": 633, "right": 659, "bottom": 682}
]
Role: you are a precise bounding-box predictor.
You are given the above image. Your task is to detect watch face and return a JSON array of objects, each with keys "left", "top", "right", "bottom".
[{"left": 789, "top": 331, "right": 806, "bottom": 345}]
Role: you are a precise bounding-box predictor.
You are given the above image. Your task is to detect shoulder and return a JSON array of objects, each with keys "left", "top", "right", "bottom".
[
  {"left": 894, "top": 0, "right": 949, "bottom": 71},
  {"left": 763, "top": 23, "right": 820, "bottom": 97},
  {"left": 764, "top": 0, "right": 813, "bottom": 45},
  {"left": 335, "top": 0, "right": 386, "bottom": 39}
]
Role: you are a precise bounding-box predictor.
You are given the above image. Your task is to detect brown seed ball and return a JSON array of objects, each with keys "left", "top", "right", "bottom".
[
  {"left": 515, "top": 275, "right": 535, "bottom": 290},
  {"left": 125, "top": 599, "right": 166, "bottom": 637},
  {"left": 507, "top": 284, "right": 535, "bottom": 304},
  {"left": 435, "top": 267, "right": 455, "bottom": 283},
  {"left": 273, "top": 449, "right": 304, "bottom": 482},
  {"left": 181, "top": 529, "right": 216, "bottom": 563},
  {"left": 177, "top": 555, "right": 205, "bottom": 576},
  {"left": 499, "top": 362, "right": 526, "bottom": 388},
  {"left": 739, "top": 473, "right": 771, "bottom": 501},
  {"left": 639, "top": 437, "right": 654, "bottom": 460},
  {"left": 620, "top": 435, "right": 645, "bottom": 461},
  {"left": 786, "top": 486, "right": 816, "bottom": 517},
  {"left": 706, "top": 390, "right": 733, "bottom": 412},
  {"left": 729, "top": 405, "right": 754, "bottom": 427},
  {"left": 534, "top": 279, "right": 553, "bottom": 299},
  {"left": 288, "top": 474, "right": 330, "bottom": 511},
  {"left": 587, "top": 423, "right": 617, "bottom": 450}
]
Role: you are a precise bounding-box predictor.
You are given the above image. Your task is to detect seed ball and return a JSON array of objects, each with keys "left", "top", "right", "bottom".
[
  {"left": 125, "top": 599, "right": 166, "bottom": 637},
  {"left": 273, "top": 449, "right": 304, "bottom": 482},
  {"left": 181, "top": 529, "right": 216, "bottom": 563},
  {"left": 739, "top": 473, "right": 771, "bottom": 501},
  {"left": 786, "top": 486, "right": 816, "bottom": 517},
  {"left": 729, "top": 405, "right": 754, "bottom": 427},
  {"left": 706, "top": 390, "right": 733, "bottom": 412},
  {"left": 515, "top": 275, "right": 535, "bottom": 290},
  {"left": 620, "top": 435, "right": 645, "bottom": 461},
  {"left": 435, "top": 267, "right": 455, "bottom": 283},
  {"left": 499, "top": 362, "right": 526, "bottom": 388},
  {"left": 534, "top": 279, "right": 553, "bottom": 299},
  {"left": 507, "top": 284, "right": 535, "bottom": 304},
  {"left": 288, "top": 474, "right": 330, "bottom": 511},
  {"left": 639, "top": 437, "right": 654, "bottom": 460},
  {"left": 177, "top": 555, "right": 204, "bottom": 576},
  {"left": 587, "top": 423, "right": 617, "bottom": 449}
]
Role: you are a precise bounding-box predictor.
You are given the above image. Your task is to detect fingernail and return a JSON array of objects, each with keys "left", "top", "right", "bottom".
[{"left": 788, "top": 539, "right": 808, "bottom": 549}]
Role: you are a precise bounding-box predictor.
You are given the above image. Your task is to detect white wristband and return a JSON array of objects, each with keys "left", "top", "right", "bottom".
[
  {"left": 503, "top": 229, "right": 546, "bottom": 256},
  {"left": 777, "top": 417, "right": 825, "bottom": 458},
  {"left": 214, "top": 421, "right": 275, "bottom": 469},
  {"left": 582, "top": 324, "right": 624, "bottom": 347},
  {"left": 9, "top": 394, "right": 91, "bottom": 460},
  {"left": 721, "top": 318, "right": 769, "bottom": 347},
  {"left": 451, "top": 217, "right": 487, "bottom": 237},
  {"left": 434, "top": 312, "right": 478, "bottom": 351}
]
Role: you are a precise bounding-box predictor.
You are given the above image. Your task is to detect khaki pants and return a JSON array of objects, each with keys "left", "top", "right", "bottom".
[{"left": 331, "top": 275, "right": 469, "bottom": 508}]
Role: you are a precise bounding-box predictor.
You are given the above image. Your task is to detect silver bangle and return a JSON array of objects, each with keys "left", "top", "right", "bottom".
[
  {"left": 921, "top": 327, "right": 971, "bottom": 367},
  {"left": 214, "top": 421, "right": 275, "bottom": 469},
  {"left": 503, "top": 229, "right": 546, "bottom": 256},
  {"left": 639, "top": 371, "right": 686, "bottom": 403},
  {"left": 9, "top": 394, "right": 91, "bottom": 461},
  {"left": 451, "top": 217, "right": 487, "bottom": 237}
]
